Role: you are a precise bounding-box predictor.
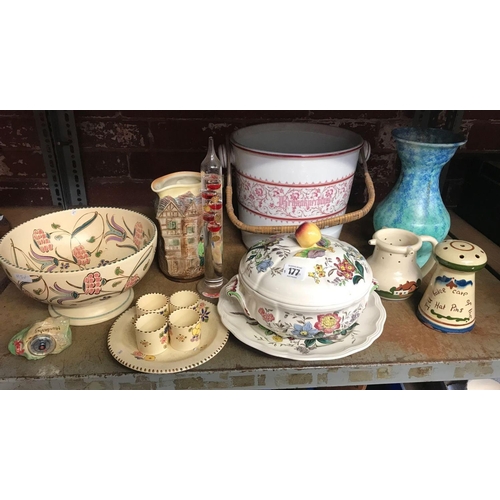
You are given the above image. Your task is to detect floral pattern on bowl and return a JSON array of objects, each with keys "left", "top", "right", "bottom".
[
  {"left": 6, "top": 211, "right": 152, "bottom": 273},
  {"left": 228, "top": 275, "right": 369, "bottom": 340},
  {"left": 218, "top": 280, "right": 387, "bottom": 361},
  {"left": 249, "top": 316, "right": 360, "bottom": 352},
  {"left": 0, "top": 207, "right": 158, "bottom": 325}
]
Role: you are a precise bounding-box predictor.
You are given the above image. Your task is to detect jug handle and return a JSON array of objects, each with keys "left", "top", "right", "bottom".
[{"left": 420, "top": 235, "right": 439, "bottom": 277}]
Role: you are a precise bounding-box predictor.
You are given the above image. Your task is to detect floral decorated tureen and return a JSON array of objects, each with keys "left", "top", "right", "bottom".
[{"left": 228, "top": 224, "right": 375, "bottom": 341}]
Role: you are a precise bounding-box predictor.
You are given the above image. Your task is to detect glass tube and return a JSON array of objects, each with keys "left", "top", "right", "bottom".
[{"left": 196, "top": 136, "right": 228, "bottom": 300}]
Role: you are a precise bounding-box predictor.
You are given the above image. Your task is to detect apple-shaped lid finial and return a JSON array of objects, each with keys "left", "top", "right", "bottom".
[{"left": 295, "top": 222, "right": 322, "bottom": 248}]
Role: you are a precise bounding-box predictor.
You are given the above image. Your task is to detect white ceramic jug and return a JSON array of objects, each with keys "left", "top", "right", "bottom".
[{"left": 367, "top": 228, "right": 438, "bottom": 300}]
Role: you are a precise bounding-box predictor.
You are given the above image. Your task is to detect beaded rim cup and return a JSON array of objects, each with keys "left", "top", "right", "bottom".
[
  {"left": 134, "top": 312, "right": 168, "bottom": 333},
  {"left": 170, "top": 290, "right": 200, "bottom": 311},
  {"left": 169, "top": 307, "right": 200, "bottom": 329},
  {"left": 136, "top": 293, "right": 170, "bottom": 316}
]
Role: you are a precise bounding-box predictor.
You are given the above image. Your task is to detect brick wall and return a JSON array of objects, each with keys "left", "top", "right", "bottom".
[
  {"left": 0, "top": 111, "right": 48, "bottom": 205},
  {"left": 1, "top": 110, "right": 499, "bottom": 208},
  {"left": 74, "top": 110, "right": 415, "bottom": 207}
]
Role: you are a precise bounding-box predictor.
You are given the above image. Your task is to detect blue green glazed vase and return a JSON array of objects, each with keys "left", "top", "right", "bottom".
[{"left": 373, "top": 127, "right": 466, "bottom": 267}]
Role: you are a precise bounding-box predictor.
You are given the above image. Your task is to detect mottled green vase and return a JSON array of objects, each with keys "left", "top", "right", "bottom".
[{"left": 373, "top": 127, "right": 466, "bottom": 267}]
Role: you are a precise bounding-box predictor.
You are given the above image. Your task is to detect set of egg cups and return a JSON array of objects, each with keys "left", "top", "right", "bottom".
[{"left": 133, "top": 290, "right": 202, "bottom": 355}]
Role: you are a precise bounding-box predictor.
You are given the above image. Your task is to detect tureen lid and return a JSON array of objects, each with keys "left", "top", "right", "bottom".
[{"left": 238, "top": 231, "right": 373, "bottom": 309}]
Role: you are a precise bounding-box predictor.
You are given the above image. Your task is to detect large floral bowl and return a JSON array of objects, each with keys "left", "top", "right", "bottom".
[
  {"left": 0, "top": 207, "right": 157, "bottom": 326},
  {"left": 227, "top": 232, "right": 375, "bottom": 340}
]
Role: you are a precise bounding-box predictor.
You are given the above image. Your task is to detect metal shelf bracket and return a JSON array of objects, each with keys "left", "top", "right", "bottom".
[{"left": 34, "top": 110, "right": 87, "bottom": 208}]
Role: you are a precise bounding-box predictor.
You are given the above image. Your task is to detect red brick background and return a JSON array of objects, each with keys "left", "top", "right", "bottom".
[
  {"left": 0, "top": 111, "right": 48, "bottom": 205},
  {"left": 0, "top": 110, "right": 498, "bottom": 208}
]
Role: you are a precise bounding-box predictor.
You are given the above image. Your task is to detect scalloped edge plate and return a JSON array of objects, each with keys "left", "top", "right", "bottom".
[
  {"left": 217, "top": 275, "right": 386, "bottom": 361},
  {"left": 107, "top": 302, "right": 229, "bottom": 374}
]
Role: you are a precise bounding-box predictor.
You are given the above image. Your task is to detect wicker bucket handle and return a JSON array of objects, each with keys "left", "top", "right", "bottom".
[{"left": 222, "top": 138, "right": 375, "bottom": 235}]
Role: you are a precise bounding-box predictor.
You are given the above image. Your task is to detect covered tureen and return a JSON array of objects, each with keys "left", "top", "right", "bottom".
[{"left": 228, "top": 224, "right": 375, "bottom": 340}]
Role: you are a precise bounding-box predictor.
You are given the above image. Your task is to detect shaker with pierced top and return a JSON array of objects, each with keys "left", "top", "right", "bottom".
[{"left": 417, "top": 239, "right": 487, "bottom": 333}]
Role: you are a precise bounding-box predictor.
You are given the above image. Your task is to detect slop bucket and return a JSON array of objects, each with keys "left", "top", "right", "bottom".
[{"left": 221, "top": 122, "right": 374, "bottom": 248}]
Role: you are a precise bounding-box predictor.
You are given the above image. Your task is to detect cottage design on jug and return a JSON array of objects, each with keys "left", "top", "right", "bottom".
[
  {"left": 156, "top": 192, "right": 203, "bottom": 280},
  {"left": 381, "top": 280, "right": 421, "bottom": 299}
]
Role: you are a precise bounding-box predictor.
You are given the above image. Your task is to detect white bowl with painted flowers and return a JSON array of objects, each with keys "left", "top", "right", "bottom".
[
  {"left": 0, "top": 207, "right": 157, "bottom": 326},
  {"left": 227, "top": 222, "right": 375, "bottom": 341}
]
